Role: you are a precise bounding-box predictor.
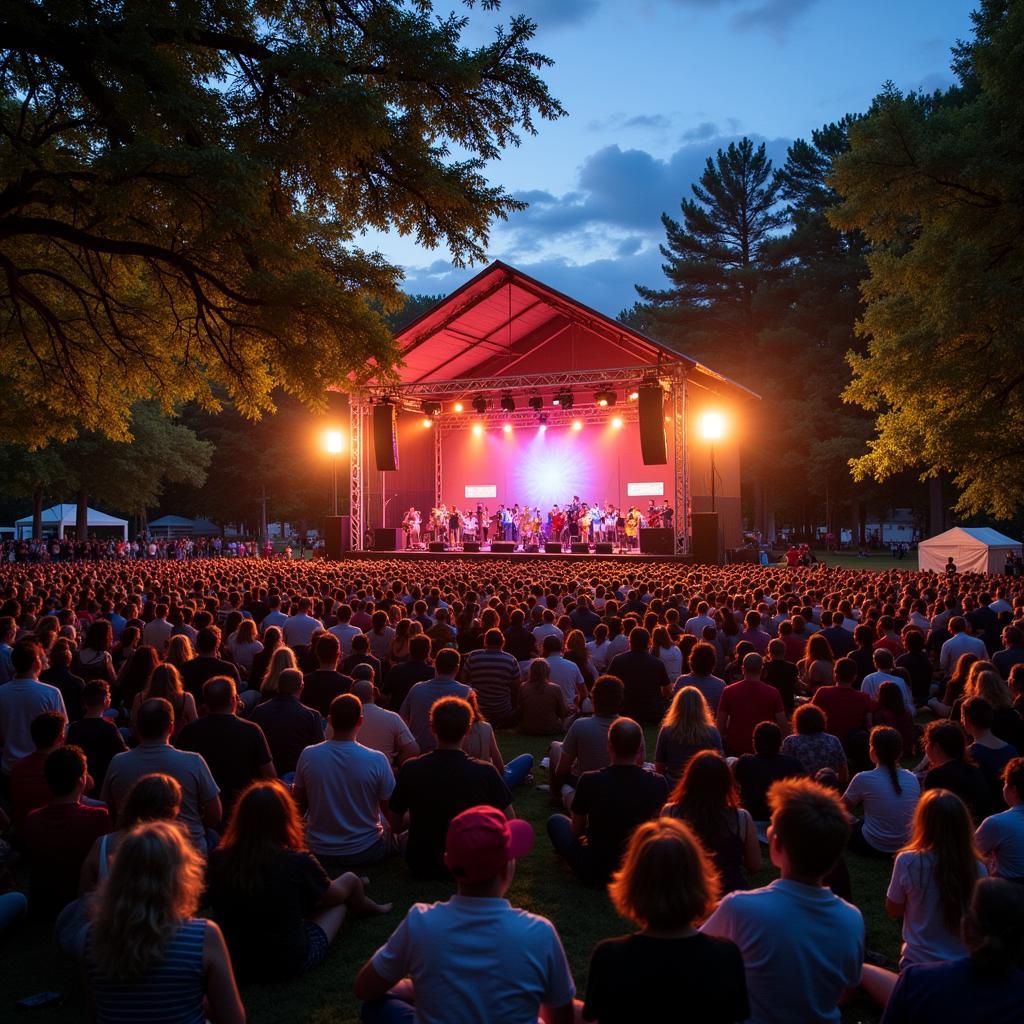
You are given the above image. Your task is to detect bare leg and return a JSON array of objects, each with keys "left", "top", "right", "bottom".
[
  {"left": 860, "top": 964, "right": 899, "bottom": 1008},
  {"left": 332, "top": 871, "right": 393, "bottom": 917}
]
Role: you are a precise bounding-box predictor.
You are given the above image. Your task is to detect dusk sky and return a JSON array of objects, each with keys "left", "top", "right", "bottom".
[{"left": 371, "top": 0, "right": 975, "bottom": 316}]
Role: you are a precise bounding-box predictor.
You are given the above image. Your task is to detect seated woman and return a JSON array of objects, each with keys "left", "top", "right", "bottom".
[
  {"left": 921, "top": 721, "right": 992, "bottom": 824},
  {"left": 207, "top": 780, "right": 391, "bottom": 981},
  {"left": 84, "top": 820, "right": 245, "bottom": 1024},
  {"left": 654, "top": 686, "right": 723, "bottom": 786},
  {"left": 518, "top": 659, "right": 571, "bottom": 736},
  {"left": 962, "top": 696, "right": 1018, "bottom": 810},
  {"left": 873, "top": 680, "right": 917, "bottom": 758},
  {"left": 131, "top": 664, "right": 197, "bottom": 740},
  {"left": 781, "top": 704, "right": 849, "bottom": 784},
  {"left": 662, "top": 751, "right": 760, "bottom": 894},
  {"left": 583, "top": 818, "right": 748, "bottom": 1024},
  {"left": 462, "top": 690, "right": 533, "bottom": 788},
  {"left": 843, "top": 726, "right": 920, "bottom": 857}
]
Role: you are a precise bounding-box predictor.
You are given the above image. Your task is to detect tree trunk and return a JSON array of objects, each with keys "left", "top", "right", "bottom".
[
  {"left": 928, "top": 476, "right": 946, "bottom": 536},
  {"left": 32, "top": 485, "right": 43, "bottom": 540},
  {"left": 76, "top": 488, "right": 89, "bottom": 542}
]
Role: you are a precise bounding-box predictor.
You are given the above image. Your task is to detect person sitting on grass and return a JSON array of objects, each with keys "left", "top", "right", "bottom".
[
  {"left": 733, "top": 721, "right": 806, "bottom": 836},
  {"left": 961, "top": 696, "right": 1018, "bottom": 810},
  {"left": 461, "top": 689, "right": 534, "bottom": 789},
  {"left": 207, "top": 779, "right": 391, "bottom": 982},
  {"left": 975, "top": 756, "right": 1024, "bottom": 881},
  {"left": 780, "top": 704, "right": 849, "bottom": 784},
  {"left": 355, "top": 805, "right": 576, "bottom": 1024},
  {"left": 920, "top": 720, "right": 992, "bottom": 824},
  {"left": 517, "top": 658, "right": 571, "bottom": 737},
  {"left": 582, "top": 817, "right": 749, "bottom": 1024},
  {"left": 654, "top": 685, "right": 723, "bottom": 786},
  {"left": 65, "top": 680, "right": 127, "bottom": 794},
  {"left": 700, "top": 778, "right": 864, "bottom": 1024}
]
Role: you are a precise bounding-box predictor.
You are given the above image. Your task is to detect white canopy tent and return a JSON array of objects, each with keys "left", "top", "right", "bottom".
[
  {"left": 918, "top": 526, "right": 1021, "bottom": 575},
  {"left": 15, "top": 504, "right": 128, "bottom": 541}
]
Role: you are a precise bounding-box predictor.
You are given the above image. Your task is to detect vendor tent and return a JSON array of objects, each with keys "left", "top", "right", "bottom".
[
  {"left": 918, "top": 527, "right": 1021, "bottom": 575},
  {"left": 15, "top": 504, "right": 128, "bottom": 541}
]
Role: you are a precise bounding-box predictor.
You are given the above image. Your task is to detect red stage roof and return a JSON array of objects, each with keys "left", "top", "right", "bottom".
[{"left": 391, "top": 261, "right": 758, "bottom": 399}]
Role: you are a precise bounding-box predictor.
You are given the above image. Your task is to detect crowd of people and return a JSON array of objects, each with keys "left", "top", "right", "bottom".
[{"left": 2, "top": 554, "right": 1024, "bottom": 1022}]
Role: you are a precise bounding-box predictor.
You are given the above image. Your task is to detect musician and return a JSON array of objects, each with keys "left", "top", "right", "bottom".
[
  {"left": 464, "top": 510, "right": 478, "bottom": 543},
  {"left": 625, "top": 507, "right": 641, "bottom": 549},
  {"left": 660, "top": 500, "right": 674, "bottom": 528},
  {"left": 517, "top": 506, "right": 533, "bottom": 548},
  {"left": 550, "top": 505, "right": 566, "bottom": 548},
  {"left": 579, "top": 504, "right": 592, "bottom": 546},
  {"left": 499, "top": 505, "right": 513, "bottom": 542},
  {"left": 647, "top": 500, "right": 661, "bottom": 529},
  {"left": 448, "top": 505, "right": 462, "bottom": 547},
  {"left": 403, "top": 507, "right": 421, "bottom": 548}
]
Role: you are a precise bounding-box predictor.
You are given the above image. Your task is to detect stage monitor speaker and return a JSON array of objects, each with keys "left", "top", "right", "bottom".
[
  {"left": 545, "top": 542, "right": 563, "bottom": 554},
  {"left": 523, "top": 544, "right": 539, "bottom": 553},
  {"left": 571, "top": 542, "right": 590, "bottom": 554},
  {"left": 594, "top": 542, "right": 614, "bottom": 554},
  {"left": 463, "top": 542, "right": 481, "bottom": 552},
  {"left": 323, "top": 515, "right": 350, "bottom": 559},
  {"left": 691, "top": 513, "right": 721, "bottom": 565},
  {"left": 374, "top": 527, "right": 405, "bottom": 551},
  {"left": 638, "top": 386, "right": 667, "bottom": 465},
  {"left": 492, "top": 541, "right": 515, "bottom": 553},
  {"left": 372, "top": 402, "right": 399, "bottom": 471},
  {"left": 428, "top": 541, "right": 447, "bottom": 552},
  {"left": 639, "top": 527, "right": 674, "bottom": 556}
]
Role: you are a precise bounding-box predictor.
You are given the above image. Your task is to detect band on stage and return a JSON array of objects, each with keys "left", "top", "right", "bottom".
[{"left": 401, "top": 497, "right": 673, "bottom": 552}]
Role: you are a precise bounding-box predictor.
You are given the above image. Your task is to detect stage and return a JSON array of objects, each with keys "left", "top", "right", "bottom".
[{"left": 342, "top": 548, "right": 695, "bottom": 564}]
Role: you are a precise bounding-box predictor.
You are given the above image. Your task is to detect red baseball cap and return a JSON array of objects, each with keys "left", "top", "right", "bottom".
[{"left": 444, "top": 806, "right": 534, "bottom": 883}]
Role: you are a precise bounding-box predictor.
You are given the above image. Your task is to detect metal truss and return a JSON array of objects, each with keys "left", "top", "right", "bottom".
[
  {"left": 348, "top": 399, "right": 365, "bottom": 551},
  {"left": 433, "top": 421, "right": 443, "bottom": 508},
  {"left": 435, "top": 403, "right": 639, "bottom": 434},
  {"left": 672, "top": 371, "right": 689, "bottom": 554}
]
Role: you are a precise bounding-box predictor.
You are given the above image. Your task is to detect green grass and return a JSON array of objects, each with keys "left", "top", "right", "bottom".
[
  {"left": 3, "top": 728, "right": 899, "bottom": 1023},
  {"left": 811, "top": 551, "right": 919, "bottom": 572}
]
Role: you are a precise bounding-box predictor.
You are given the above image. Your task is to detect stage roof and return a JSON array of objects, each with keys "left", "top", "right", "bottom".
[{"left": 391, "top": 261, "right": 758, "bottom": 400}]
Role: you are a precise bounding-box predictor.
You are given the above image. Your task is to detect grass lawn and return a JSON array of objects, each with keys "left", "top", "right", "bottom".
[
  {"left": 810, "top": 551, "right": 919, "bottom": 572},
  {"left": 3, "top": 727, "right": 900, "bottom": 1023}
]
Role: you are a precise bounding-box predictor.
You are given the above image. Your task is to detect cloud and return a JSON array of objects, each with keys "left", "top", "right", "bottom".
[
  {"left": 623, "top": 114, "right": 672, "bottom": 130},
  {"left": 505, "top": 0, "right": 601, "bottom": 28},
  {"left": 916, "top": 70, "right": 955, "bottom": 94},
  {"left": 680, "top": 120, "right": 720, "bottom": 142},
  {"left": 668, "top": 0, "right": 820, "bottom": 37}
]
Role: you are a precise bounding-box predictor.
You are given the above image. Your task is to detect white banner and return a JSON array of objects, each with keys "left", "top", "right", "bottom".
[
  {"left": 465, "top": 485, "right": 497, "bottom": 498},
  {"left": 627, "top": 481, "right": 665, "bottom": 496}
]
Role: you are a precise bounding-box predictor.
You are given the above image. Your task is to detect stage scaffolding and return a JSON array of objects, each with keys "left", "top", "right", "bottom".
[{"left": 347, "top": 363, "right": 692, "bottom": 555}]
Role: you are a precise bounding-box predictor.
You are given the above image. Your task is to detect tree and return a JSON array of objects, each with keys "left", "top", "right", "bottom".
[
  {"left": 0, "top": 1, "right": 563, "bottom": 444},
  {"left": 830, "top": 0, "right": 1024, "bottom": 519}
]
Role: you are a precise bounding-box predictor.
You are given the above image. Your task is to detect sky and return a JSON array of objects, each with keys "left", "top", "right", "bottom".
[{"left": 370, "top": 0, "right": 976, "bottom": 316}]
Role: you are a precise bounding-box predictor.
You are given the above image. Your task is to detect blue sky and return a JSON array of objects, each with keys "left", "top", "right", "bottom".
[{"left": 371, "top": 0, "right": 975, "bottom": 315}]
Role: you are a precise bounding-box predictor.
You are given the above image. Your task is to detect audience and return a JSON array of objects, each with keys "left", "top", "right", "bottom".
[
  {"left": 250, "top": 667, "right": 325, "bottom": 776},
  {"left": 654, "top": 685, "right": 723, "bottom": 785},
  {"left": 399, "top": 649, "right": 471, "bottom": 752},
  {"left": 518, "top": 657, "right": 571, "bottom": 735},
  {"left": 733, "top": 721, "right": 806, "bottom": 831},
  {"left": 65, "top": 680, "right": 127, "bottom": 792},
  {"left": 974, "top": 756, "right": 1024, "bottom": 881},
  {"left": 717, "top": 652, "right": 788, "bottom": 756},
  {"left": 921, "top": 721, "right": 992, "bottom": 824}
]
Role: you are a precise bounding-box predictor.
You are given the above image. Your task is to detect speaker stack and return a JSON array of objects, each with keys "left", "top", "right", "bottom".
[
  {"left": 374, "top": 528, "right": 405, "bottom": 551},
  {"left": 545, "top": 542, "right": 562, "bottom": 554},
  {"left": 691, "top": 513, "right": 721, "bottom": 565},
  {"left": 463, "top": 542, "right": 481, "bottom": 552},
  {"left": 638, "top": 386, "right": 667, "bottom": 465},
  {"left": 638, "top": 528, "right": 674, "bottom": 556},
  {"left": 372, "top": 402, "right": 399, "bottom": 471},
  {"left": 323, "top": 515, "right": 350, "bottom": 559}
]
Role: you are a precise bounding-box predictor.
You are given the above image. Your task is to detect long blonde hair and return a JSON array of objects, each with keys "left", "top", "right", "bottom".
[
  {"left": 164, "top": 635, "right": 194, "bottom": 672},
  {"left": 90, "top": 821, "right": 203, "bottom": 979},
  {"left": 143, "top": 664, "right": 185, "bottom": 712},
  {"left": 261, "top": 646, "right": 297, "bottom": 697},
  {"left": 966, "top": 668, "right": 1014, "bottom": 711},
  {"left": 661, "top": 686, "right": 716, "bottom": 747}
]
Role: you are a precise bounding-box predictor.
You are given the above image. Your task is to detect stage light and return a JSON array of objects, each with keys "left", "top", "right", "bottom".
[
  {"left": 453, "top": 402, "right": 464, "bottom": 414},
  {"left": 421, "top": 400, "right": 441, "bottom": 417},
  {"left": 554, "top": 391, "right": 574, "bottom": 409},
  {"left": 528, "top": 395, "right": 544, "bottom": 412},
  {"left": 472, "top": 422, "right": 483, "bottom": 436},
  {"left": 422, "top": 417, "right": 433, "bottom": 428},
  {"left": 572, "top": 419, "right": 583, "bottom": 431},
  {"left": 500, "top": 395, "right": 516, "bottom": 413},
  {"left": 538, "top": 412, "right": 549, "bottom": 425},
  {"left": 628, "top": 390, "right": 639, "bottom": 401},
  {"left": 611, "top": 416, "right": 623, "bottom": 429},
  {"left": 594, "top": 389, "right": 616, "bottom": 408},
  {"left": 472, "top": 396, "right": 487, "bottom": 414},
  {"left": 324, "top": 430, "right": 344, "bottom": 454},
  {"left": 699, "top": 410, "right": 726, "bottom": 440},
  {"left": 502, "top": 422, "right": 513, "bottom": 434},
  {"left": 539, "top": 423, "right": 547, "bottom": 433}
]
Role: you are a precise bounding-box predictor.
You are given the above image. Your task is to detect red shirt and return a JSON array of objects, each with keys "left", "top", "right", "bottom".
[
  {"left": 10, "top": 750, "right": 51, "bottom": 829},
  {"left": 873, "top": 635, "right": 905, "bottom": 658},
  {"left": 811, "top": 685, "right": 872, "bottom": 743},
  {"left": 781, "top": 633, "right": 806, "bottom": 664},
  {"left": 719, "top": 678, "right": 785, "bottom": 754}
]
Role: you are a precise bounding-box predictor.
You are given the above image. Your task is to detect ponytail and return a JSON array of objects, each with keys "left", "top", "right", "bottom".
[{"left": 870, "top": 726, "right": 903, "bottom": 795}]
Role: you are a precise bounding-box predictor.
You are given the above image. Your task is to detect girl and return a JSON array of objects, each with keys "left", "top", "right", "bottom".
[
  {"left": 654, "top": 686, "right": 723, "bottom": 786},
  {"left": 132, "top": 664, "right": 197, "bottom": 739},
  {"left": 462, "top": 690, "right": 533, "bottom": 788}
]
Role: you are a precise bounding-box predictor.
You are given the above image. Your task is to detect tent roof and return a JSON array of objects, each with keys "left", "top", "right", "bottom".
[
  {"left": 920, "top": 526, "right": 1021, "bottom": 548},
  {"left": 149, "top": 515, "right": 196, "bottom": 527},
  {"left": 390, "top": 261, "right": 759, "bottom": 400},
  {"left": 14, "top": 504, "right": 127, "bottom": 527}
]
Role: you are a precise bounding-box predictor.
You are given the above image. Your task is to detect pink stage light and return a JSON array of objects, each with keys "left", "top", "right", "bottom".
[
  {"left": 572, "top": 419, "right": 583, "bottom": 431},
  {"left": 502, "top": 422, "right": 512, "bottom": 434},
  {"left": 472, "top": 423, "right": 483, "bottom": 436}
]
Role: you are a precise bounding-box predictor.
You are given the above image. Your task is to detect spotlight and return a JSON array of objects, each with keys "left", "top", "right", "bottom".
[
  {"left": 554, "top": 391, "right": 574, "bottom": 409},
  {"left": 453, "top": 402, "right": 464, "bottom": 414},
  {"left": 594, "top": 389, "right": 617, "bottom": 408},
  {"left": 502, "top": 422, "right": 513, "bottom": 434},
  {"left": 422, "top": 417, "right": 433, "bottom": 428},
  {"left": 472, "top": 423, "right": 483, "bottom": 436},
  {"left": 611, "top": 416, "right": 623, "bottom": 429},
  {"left": 538, "top": 412, "right": 549, "bottom": 425},
  {"left": 699, "top": 410, "right": 726, "bottom": 441},
  {"left": 539, "top": 423, "right": 547, "bottom": 433},
  {"left": 472, "top": 396, "right": 487, "bottom": 415},
  {"left": 500, "top": 395, "right": 516, "bottom": 413},
  {"left": 421, "top": 400, "right": 441, "bottom": 416},
  {"left": 628, "top": 390, "right": 639, "bottom": 401},
  {"left": 572, "top": 419, "right": 583, "bottom": 431},
  {"left": 528, "top": 395, "right": 544, "bottom": 412}
]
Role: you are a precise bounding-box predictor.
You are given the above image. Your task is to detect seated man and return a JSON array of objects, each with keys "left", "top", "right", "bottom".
[
  {"left": 342, "top": 632, "right": 383, "bottom": 681},
  {"left": 10, "top": 710, "right": 67, "bottom": 829},
  {"left": 293, "top": 693, "right": 399, "bottom": 874},
  {"left": 350, "top": 677, "right": 419, "bottom": 767},
  {"left": 399, "top": 649, "right": 471, "bottom": 753},
  {"left": 301, "top": 632, "right": 353, "bottom": 718},
  {"left": 389, "top": 697, "right": 513, "bottom": 879},
  {"left": 546, "top": 717, "right": 668, "bottom": 886},
  {"left": 733, "top": 721, "right": 806, "bottom": 838},
  {"left": 607, "top": 628, "right": 672, "bottom": 725},
  {"left": 65, "top": 681, "right": 127, "bottom": 794},
  {"left": 355, "top": 805, "right": 576, "bottom": 1024},
  {"left": 701, "top": 778, "right": 864, "bottom": 1023},
  {"left": 22, "top": 745, "right": 111, "bottom": 920},
  {"left": 250, "top": 667, "right": 325, "bottom": 777},
  {"left": 460, "top": 629, "right": 521, "bottom": 728},
  {"left": 381, "top": 635, "right": 435, "bottom": 713}
]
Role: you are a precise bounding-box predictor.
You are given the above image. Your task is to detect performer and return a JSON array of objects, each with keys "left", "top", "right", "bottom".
[
  {"left": 403, "top": 507, "right": 421, "bottom": 548},
  {"left": 464, "top": 509, "right": 478, "bottom": 543},
  {"left": 580, "top": 504, "right": 592, "bottom": 546},
  {"left": 550, "top": 506, "right": 566, "bottom": 549},
  {"left": 517, "top": 505, "right": 532, "bottom": 548},
  {"left": 478, "top": 504, "right": 489, "bottom": 545},
  {"left": 566, "top": 495, "right": 581, "bottom": 542},
  {"left": 660, "top": 500, "right": 674, "bottom": 530},
  {"left": 647, "top": 500, "right": 661, "bottom": 528},
  {"left": 448, "top": 505, "right": 462, "bottom": 547}
]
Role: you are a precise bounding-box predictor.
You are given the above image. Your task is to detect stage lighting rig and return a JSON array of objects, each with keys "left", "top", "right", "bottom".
[
  {"left": 528, "top": 395, "right": 544, "bottom": 412},
  {"left": 421, "top": 400, "right": 441, "bottom": 417},
  {"left": 594, "top": 389, "right": 617, "bottom": 408},
  {"left": 472, "top": 396, "right": 487, "bottom": 415},
  {"left": 500, "top": 395, "right": 516, "bottom": 413},
  {"left": 553, "top": 390, "right": 574, "bottom": 409}
]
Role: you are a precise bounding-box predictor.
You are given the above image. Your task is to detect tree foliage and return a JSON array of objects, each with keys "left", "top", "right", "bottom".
[
  {"left": 830, "top": 0, "right": 1024, "bottom": 518},
  {"left": 0, "top": 0, "right": 563, "bottom": 444}
]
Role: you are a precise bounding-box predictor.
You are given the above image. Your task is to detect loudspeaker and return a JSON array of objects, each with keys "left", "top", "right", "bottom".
[
  {"left": 594, "top": 542, "right": 613, "bottom": 554},
  {"left": 323, "top": 515, "right": 350, "bottom": 559},
  {"left": 691, "top": 513, "right": 721, "bottom": 565},
  {"left": 545, "top": 542, "right": 562, "bottom": 553},
  {"left": 492, "top": 541, "right": 515, "bottom": 553},
  {"left": 463, "top": 541, "right": 481, "bottom": 552},
  {"left": 374, "top": 528, "right": 405, "bottom": 551},
  {"left": 639, "top": 527, "right": 674, "bottom": 555},
  {"left": 372, "top": 402, "right": 399, "bottom": 471},
  {"left": 428, "top": 541, "right": 447, "bottom": 552},
  {"left": 571, "top": 542, "right": 590, "bottom": 554},
  {"left": 523, "top": 544, "right": 539, "bottom": 553},
  {"left": 638, "top": 386, "right": 667, "bottom": 464}
]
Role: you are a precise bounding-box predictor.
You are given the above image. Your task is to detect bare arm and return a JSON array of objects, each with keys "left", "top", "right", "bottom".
[
  {"left": 201, "top": 795, "right": 223, "bottom": 829},
  {"left": 354, "top": 960, "right": 393, "bottom": 1003},
  {"left": 740, "top": 809, "right": 761, "bottom": 874},
  {"left": 397, "top": 739, "right": 420, "bottom": 763},
  {"left": 488, "top": 731, "right": 505, "bottom": 773},
  {"left": 540, "top": 1003, "right": 576, "bottom": 1024},
  {"left": 203, "top": 922, "right": 246, "bottom": 1024},
  {"left": 570, "top": 812, "right": 587, "bottom": 838}
]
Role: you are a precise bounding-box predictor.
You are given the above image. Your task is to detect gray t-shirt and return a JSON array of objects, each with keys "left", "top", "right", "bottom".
[
  {"left": 560, "top": 715, "right": 646, "bottom": 777},
  {"left": 674, "top": 673, "right": 727, "bottom": 712},
  {"left": 400, "top": 678, "right": 472, "bottom": 751}
]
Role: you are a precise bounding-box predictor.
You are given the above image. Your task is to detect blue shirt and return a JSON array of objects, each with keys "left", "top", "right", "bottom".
[
  {"left": 882, "top": 957, "right": 1024, "bottom": 1024},
  {"left": 399, "top": 678, "right": 471, "bottom": 751}
]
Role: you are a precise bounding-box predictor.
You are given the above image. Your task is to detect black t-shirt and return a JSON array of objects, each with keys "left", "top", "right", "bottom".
[
  {"left": 301, "top": 670, "right": 353, "bottom": 718},
  {"left": 762, "top": 660, "right": 798, "bottom": 714},
  {"left": 249, "top": 696, "right": 325, "bottom": 775},
  {"left": 207, "top": 847, "right": 329, "bottom": 980},
  {"left": 176, "top": 713, "right": 273, "bottom": 811},
  {"left": 381, "top": 660, "right": 434, "bottom": 712},
  {"left": 733, "top": 752, "right": 806, "bottom": 821},
  {"left": 40, "top": 667, "right": 85, "bottom": 722},
  {"left": 571, "top": 765, "right": 669, "bottom": 881},
  {"left": 895, "top": 651, "right": 933, "bottom": 702},
  {"left": 180, "top": 656, "right": 241, "bottom": 701},
  {"left": 503, "top": 625, "right": 537, "bottom": 662},
  {"left": 924, "top": 759, "right": 992, "bottom": 822},
  {"left": 584, "top": 932, "right": 749, "bottom": 1024},
  {"left": 65, "top": 716, "right": 127, "bottom": 792},
  {"left": 607, "top": 652, "right": 670, "bottom": 724},
  {"left": 389, "top": 749, "right": 512, "bottom": 878}
]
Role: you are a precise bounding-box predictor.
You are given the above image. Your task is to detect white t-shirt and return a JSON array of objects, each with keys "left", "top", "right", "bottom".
[
  {"left": 282, "top": 613, "right": 324, "bottom": 648},
  {"left": 887, "top": 850, "right": 986, "bottom": 969},
  {"left": 293, "top": 740, "right": 394, "bottom": 857},
  {"left": 357, "top": 703, "right": 415, "bottom": 762},
  {"left": 371, "top": 895, "right": 575, "bottom": 1024},
  {"left": 975, "top": 805, "right": 1024, "bottom": 880},
  {"left": 701, "top": 879, "right": 864, "bottom": 1024},
  {"left": 532, "top": 623, "right": 564, "bottom": 645},
  {"left": 586, "top": 639, "right": 611, "bottom": 672},
  {"left": 656, "top": 645, "right": 683, "bottom": 678},
  {"left": 328, "top": 622, "right": 362, "bottom": 657},
  {"left": 0, "top": 678, "right": 67, "bottom": 772},
  {"left": 542, "top": 655, "right": 584, "bottom": 707},
  {"left": 940, "top": 632, "right": 987, "bottom": 675},
  {"left": 843, "top": 767, "right": 921, "bottom": 852},
  {"left": 861, "top": 671, "right": 914, "bottom": 713},
  {"left": 685, "top": 614, "right": 716, "bottom": 637}
]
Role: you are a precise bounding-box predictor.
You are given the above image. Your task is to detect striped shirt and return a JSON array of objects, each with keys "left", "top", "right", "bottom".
[
  {"left": 461, "top": 648, "right": 521, "bottom": 719},
  {"left": 87, "top": 918, "right": 206, "bottom": 1023}
]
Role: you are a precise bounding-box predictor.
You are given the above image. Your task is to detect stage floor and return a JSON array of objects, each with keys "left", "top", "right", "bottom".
[{"left": 342, "top": 548, "right": 693, "bottom": 563}]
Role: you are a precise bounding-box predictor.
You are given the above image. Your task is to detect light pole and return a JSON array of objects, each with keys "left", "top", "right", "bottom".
[
  {"left": 325, "top": 430, "right": 344, "bottom": 516},
  {"left": 699, "top": 411, "right": 725, "bottom": 512}
]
